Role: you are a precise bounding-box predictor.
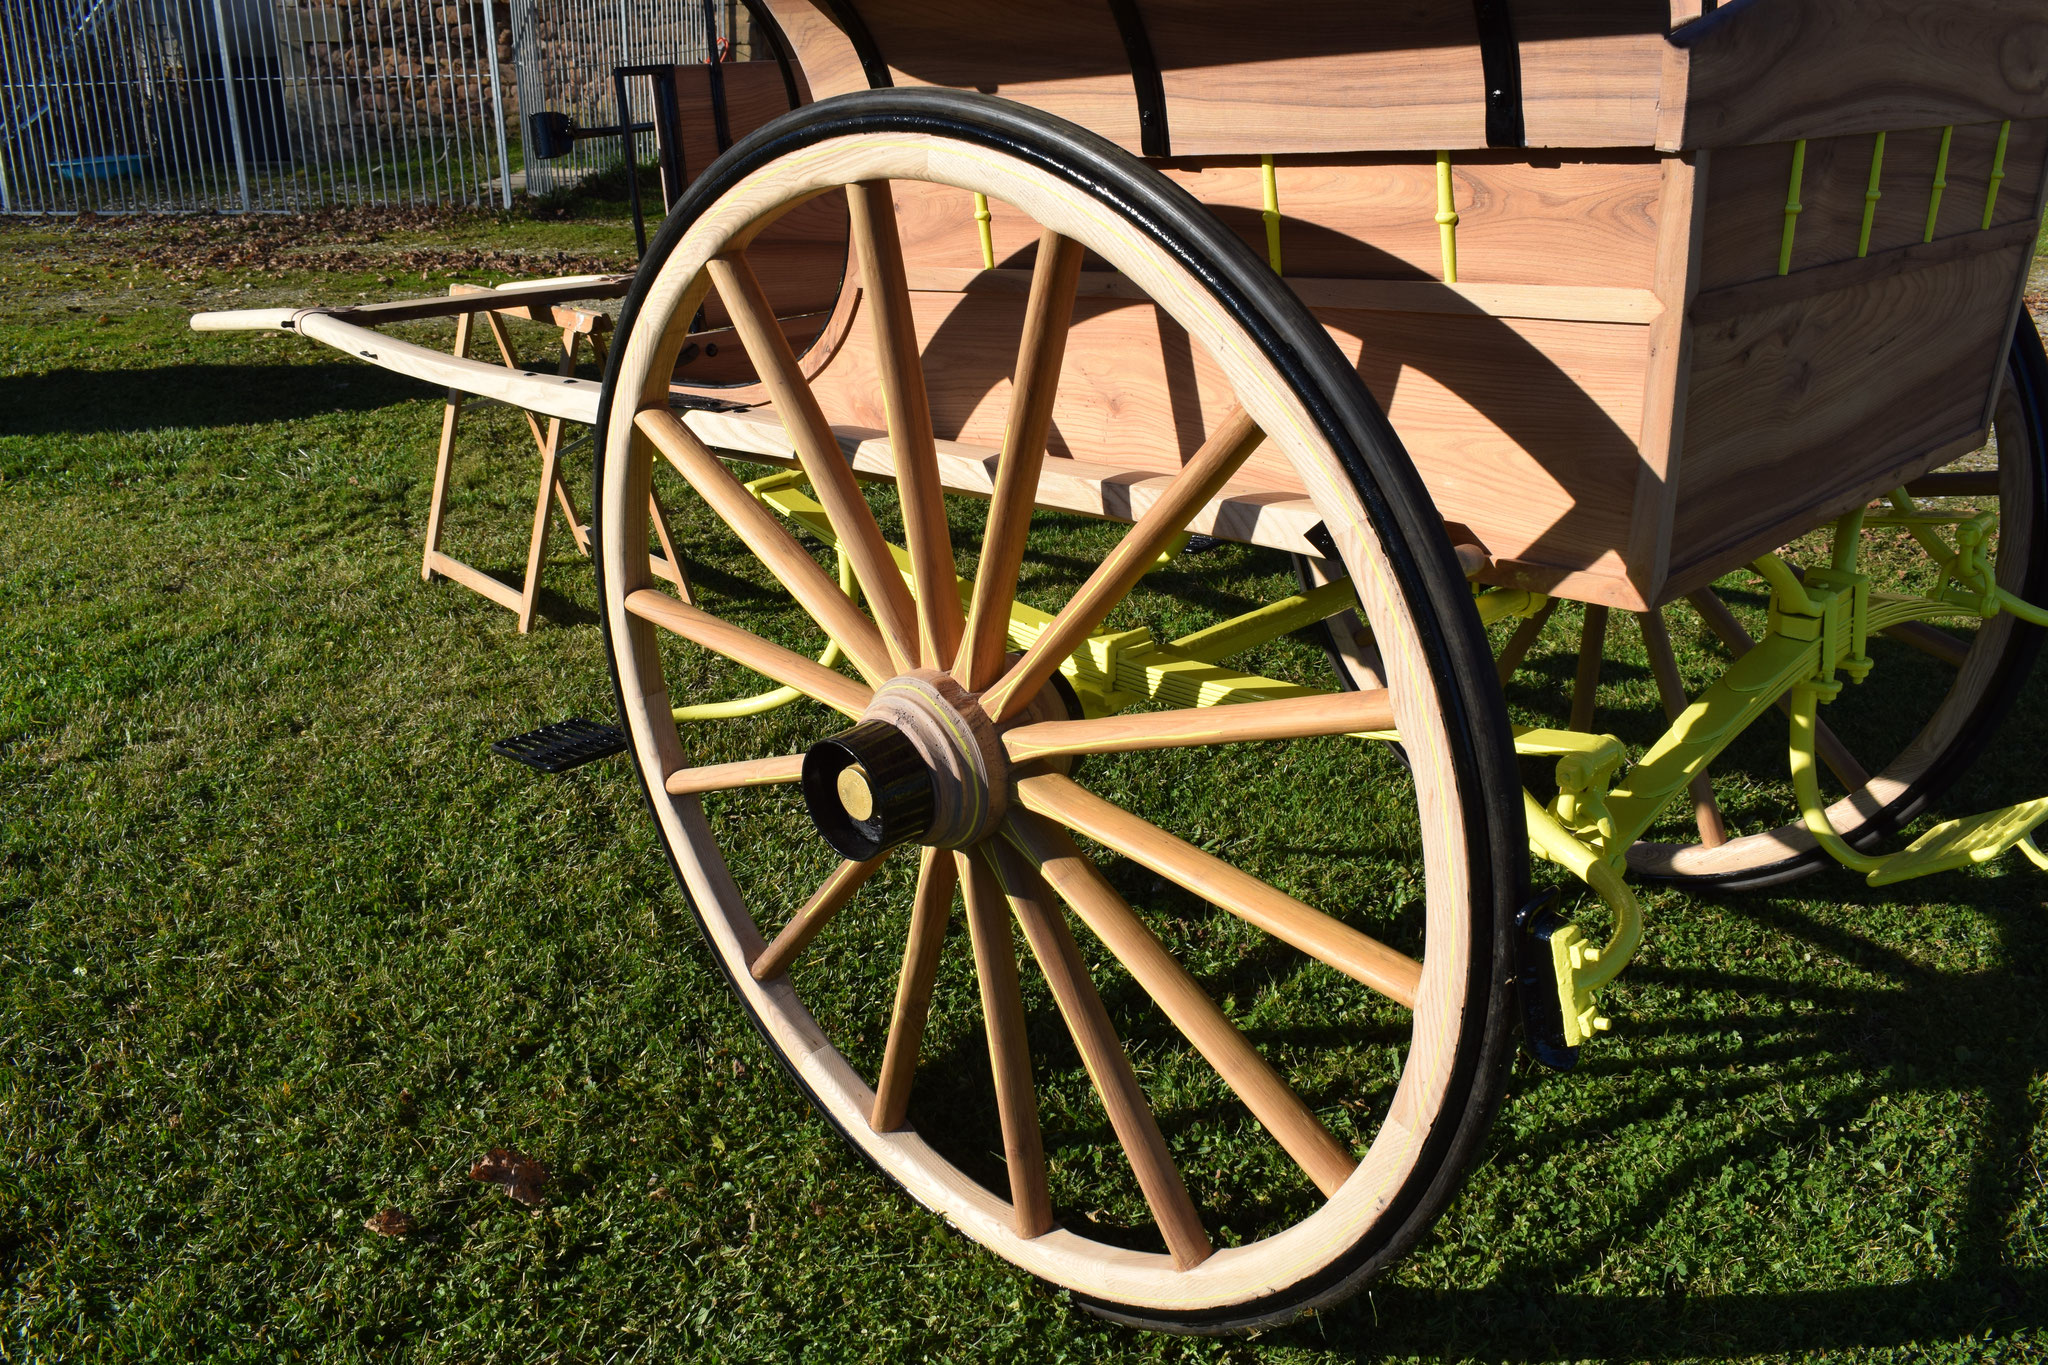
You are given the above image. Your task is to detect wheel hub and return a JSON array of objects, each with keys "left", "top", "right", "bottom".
[{"left": 803, "top": 669, "right": 1009, "bottom": 859}]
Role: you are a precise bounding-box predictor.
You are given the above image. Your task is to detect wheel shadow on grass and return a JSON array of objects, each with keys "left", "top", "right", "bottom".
[{"left": 1271, "top": 871, "right": 2048, "bottom": 1359}]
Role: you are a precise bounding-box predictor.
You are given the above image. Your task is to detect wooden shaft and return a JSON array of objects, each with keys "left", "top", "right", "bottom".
[
  {"left": 664, "top": 752, "right": 805, "bottom": 796},
  {"left": 1006, "top": 813, "right": 1357, "bottom": 1198},
  {"left": 955, "top": 231, "right": 1087, "bottom": 692},
  {"left": 1013, "top": 770, "right": 1420, "bottom": 1008},
  {"left": 1570, "top": 605, "right": 1610, "bottom": 732},
  {"left": 1002, "top": 689, "right": 1396, "bottom": 765},
  {"left": 624, "top": 588, "right": 871, "bottom": 719},
  {"left": 1688, "top": 588, "right": 1873, "bottom": 790},
  {"left": 981, "top": 408, "right": 1265, "bottom": 723},
  {"left": 983, "top": 839, "right": 1211, "bottom": 1268},
  {"left": 750, "top": 854, "right": 889, "bottom": 981},
  {"left": 1494, "top": 598, "right": 1556, "bottom": 685},
  {"left": 707, "top": 251, "right": 922, "bottom": 674},
  {"left": 1638, "top": 610, "right": 1728, "bottom": 848},
  {"left": 958, "top": 848, "right": 1054, "bottom": 1236},
  {"left": 871, "top": 847, "right": 959, "bottom": 1133},
  {"left": 636, "top": 407, "right": 893, "bottom": 685},
  {"left": 847, "top": 181, "right": 964, "bottom": 671},
  {"left": 1883, "top": 619, "right": 1972, "bottom": 668}
]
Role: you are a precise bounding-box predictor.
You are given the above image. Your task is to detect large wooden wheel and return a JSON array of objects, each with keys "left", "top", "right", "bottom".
[
  {"left": 1509, "top": 323, "right": 2047, "bottom": 890},
  {"left": 592, "top": 91, "right": 1525, "bottom": 1329}
]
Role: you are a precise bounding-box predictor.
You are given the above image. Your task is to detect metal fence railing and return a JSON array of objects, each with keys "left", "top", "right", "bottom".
[
  {"left": 0, "top": 0, "right": 512, "bottom": 214},
  {"left": 507, "top": 0, "right": 735, "bottom": 198}
]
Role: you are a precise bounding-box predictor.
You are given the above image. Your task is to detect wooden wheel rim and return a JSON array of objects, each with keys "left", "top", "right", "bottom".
[
  {"left": 595, "top": 99, "right": 1513, "bottom": 1317},
  {"left": 1626, "top": 338, "right": 2046, "bottom": 882}
]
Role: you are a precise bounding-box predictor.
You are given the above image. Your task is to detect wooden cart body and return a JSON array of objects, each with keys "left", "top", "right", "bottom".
[{"left": 660, "top": 0, "right": 2048, "bottom": 609}]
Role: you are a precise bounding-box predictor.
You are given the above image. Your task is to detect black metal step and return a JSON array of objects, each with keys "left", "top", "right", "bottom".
[{"left": 490, "top": 718, "right": 627, "bottom": 774}]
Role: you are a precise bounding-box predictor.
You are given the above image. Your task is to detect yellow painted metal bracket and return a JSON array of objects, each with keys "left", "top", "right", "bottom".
[
  {"left": 1984, "top": 121, "right": 2012, "bottom": 229},
  {"left": 1857, "top": 131, "right": 1887, "bottom": 258},
  {"left": 1524, "top": 789, "right": 1643, "bottom": 1049},
  {"left": 1435, "top": 150, "right": 1460, "bottom": 283},
  {"left": 1925, "top": 125, "right": 1954, "bottom": 242},
  {"left": 1260, "top": 155, "right": 1283, "bottom": 275},
  {"left": 1779, "top": 139, "right": 1808, "bottom": 275},
  {"left": 972, "top": 193, "right": 995, "bottom": 271}
]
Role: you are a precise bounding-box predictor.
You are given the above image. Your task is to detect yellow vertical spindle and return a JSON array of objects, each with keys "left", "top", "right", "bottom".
[
  {"left": 1260, "top": 154, "right": 1283, "bottom": 275},
  {"left": 1983, "top": 120, "right": 2012, "bottom": 229},
  {"left": 1778, "top": 139, "right": 1807, "bottom": 276},
  {"left": 1435, "top": 150, "right": 1459, "bottom": 284},
  {"left": 1924, "top": 125, "right": 1953, "bottom": 243},
  {"left": 1856, "top": 130, "right": 1886, "bottom": 258},
  {"left": 972, "top": 193, "right": 994, "bottom": 271}
]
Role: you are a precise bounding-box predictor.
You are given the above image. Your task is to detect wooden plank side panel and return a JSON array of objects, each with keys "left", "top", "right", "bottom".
[
  {"left": 1663, "top": 0, "right": 2048, "bottom": 151},
  {"left": 1159, "top": 153, "right": 1664, "bottom": 289},
  {"left": 799, "top": 279, "right": 1652, "bottom": 607},
  {"left": 758, "top": 0, "right": 867, "bottom": 99},
  {"left": 765, "top": 0, "right": 1667, "bottom": 155},
  {"left": 1700, "top": 120, "right": 2048, "bottom": 292},
  {"left": 1149, "top": 0, "right": 1667, "bottom": 154},
  {"left": 1328, "top": 309, "right": 1652, "bottom": 608},
  {"left": 833, "top": 0, "right": 1144, "bottom": 151},
  {"left": 1668, "top": 247, "right": 2022, "bottom": 594}
]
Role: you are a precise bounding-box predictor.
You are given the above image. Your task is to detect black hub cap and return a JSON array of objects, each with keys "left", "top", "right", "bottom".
[{"left": 802, "top": 720, "right": 935, "bottom": 860}]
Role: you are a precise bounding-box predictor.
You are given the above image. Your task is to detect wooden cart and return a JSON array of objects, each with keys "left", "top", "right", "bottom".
[{"left": 197, "top": 0, "right": 2048, "bottom": 1332}]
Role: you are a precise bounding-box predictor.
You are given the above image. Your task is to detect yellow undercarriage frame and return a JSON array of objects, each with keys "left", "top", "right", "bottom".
[{"left": 672, "top": 470, "right": 2048, "bottom": 1057}]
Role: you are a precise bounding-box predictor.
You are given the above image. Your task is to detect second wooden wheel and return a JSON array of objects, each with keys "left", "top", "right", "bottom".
[
  {"left": 1621, "top": 322, "right": 2048, "bottom": 888},
  {"left": 593, "top": 91, "right": 1525, "bottom": 1329}
]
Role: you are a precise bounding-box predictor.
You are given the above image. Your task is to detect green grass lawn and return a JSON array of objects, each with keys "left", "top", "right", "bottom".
[{"left": 4, "top": 207, "right": 2048, "bottom": 1363}]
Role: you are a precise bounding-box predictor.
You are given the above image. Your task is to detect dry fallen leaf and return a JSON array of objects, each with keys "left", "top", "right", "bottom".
[
  {"left": 363, "top": 1208, "right": 415, "bottom": 1237},
  {"left": 470, "top": 1148, "right": 548, "bottom": 1206}
]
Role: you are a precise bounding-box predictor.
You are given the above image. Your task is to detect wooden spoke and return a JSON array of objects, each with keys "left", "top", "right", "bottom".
[
  {"left": 1002, "top": 689, "right": 1395, "bottom": 765},
  {"left": 981, "top": 408, "right": 1266, "bottom": 723},
  {"left": 1495, "top": 598, "right": 1557, "bottom": 685},
  {"left": 751, "top": 854, "right": 890, "bottom": 981},
  {"left": 1903, "top": 470, "right": 2001, "bottom": 499},
  {"left": 1638, "top": 610, "right": 1728, "bottom": 848},
  {"left": 1688, "top": 588, "right": 1873, "bottom": 790},
  {"left": 982, "top": 838, "right": 1211, "bottom": 1268},
  {"left": 958, "top": 848, "right": 1054, "bottom": 1236},
  {"left": 1013, "top": 770, "right": 1421, "bottom": 1008},
  {"left": 664, "top": 753, "right": 805, "bottom": 797},
  {"left": 848, "top": 181, "right": 963, "bottom": 671},
  {"left": 871, "top": 847, "right": 960, "bottom": 1133},
  {"left": 625, "top": 588, "right": 871, "bottom": 719},
  {"left": 955, "top": 230, "right": 1087, "bottom": 692},
  {"left": 636, "top": 406, "right": 893, "bottom": 685},
  {"left": 706, "top": 251, "right": 922, "bottom": 673},
  {"left": 1006, "top": 812, "right": 1357, "bottom": 1198},
  {"left": 1570, "top": 604, "right": 1609, "bottom": 732},
  {"left": 1883, "top": 620, "right": 1973, "bottom": 668}
]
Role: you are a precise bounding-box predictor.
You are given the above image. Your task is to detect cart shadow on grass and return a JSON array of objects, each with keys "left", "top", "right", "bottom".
[
  {"left": 0, "top": 363, "right": 426, "bottom": 437},
  {"left": 1252, "top": 857, "right": 2048, "bottom": 1359}
]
